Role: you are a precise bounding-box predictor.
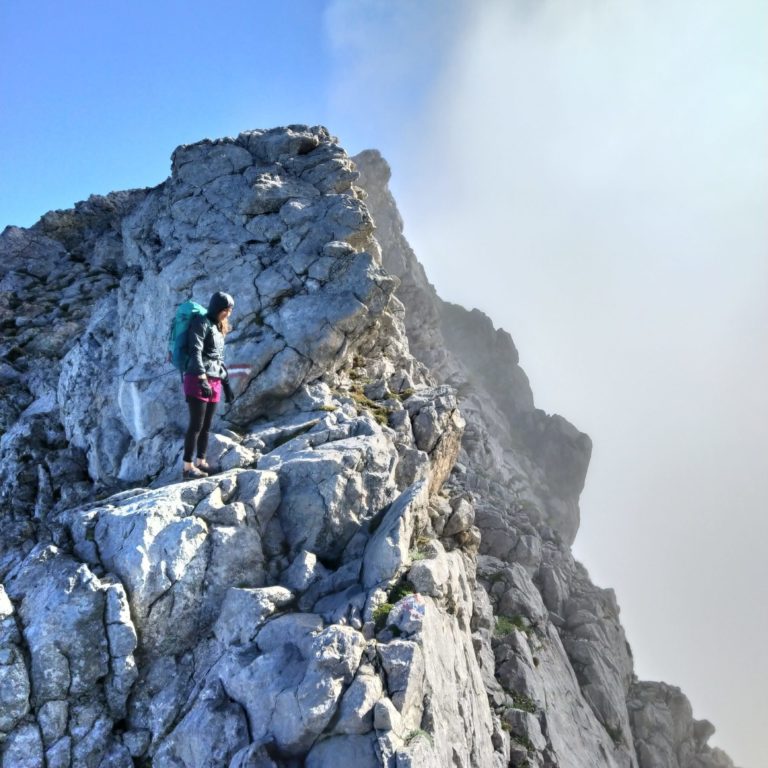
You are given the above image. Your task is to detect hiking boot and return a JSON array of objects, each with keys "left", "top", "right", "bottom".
[
  {"left": 182, "top": 465, "right": 208, "bottom": 480},
  {"left": 196, "top": 461, "right": 221, "bottom": 475}
]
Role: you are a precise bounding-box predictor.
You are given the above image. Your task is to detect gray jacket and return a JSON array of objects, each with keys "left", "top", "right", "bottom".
[{"left": 186, "top": 314, "right": 227, "bottom": 379}]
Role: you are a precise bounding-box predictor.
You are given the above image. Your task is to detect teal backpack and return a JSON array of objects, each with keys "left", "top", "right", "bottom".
[{"left": 168, "top": 300, "right": 208, "bottom": 374}]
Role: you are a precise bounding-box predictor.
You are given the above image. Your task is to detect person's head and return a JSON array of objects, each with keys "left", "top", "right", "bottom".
[{"left": 207, "top": 291, "right": 234, "bottom": 333}]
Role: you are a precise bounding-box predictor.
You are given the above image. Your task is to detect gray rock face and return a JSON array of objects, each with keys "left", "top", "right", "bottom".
[
  {"left": 0, "top": 586, "right": 30, "bottom": 734},
  {"left": 0, "top": 192, "right": 145, "bottom": 556},
  {"left": 259, "top": 430, "right": 399, "bottom": 562},
  {"left": 63, "top": 470, "right": 280, "bottom": 655},
  {"left": 362, "top": 480, "right": 430, "bottom": 590},
  {"left": 628, "top": 682, "right": 737, "bottom": 768},
  {"left": 354, "top": 149, "right": 591, "bottom": 546},
  {"left": 2, "top": 545, "right": 137, "bottom": 764},
  {"left": 0, "top": 128, "right": 737, "bottom": 768}
]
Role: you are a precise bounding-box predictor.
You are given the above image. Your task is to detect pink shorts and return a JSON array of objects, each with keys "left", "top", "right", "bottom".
[{"left": 183, "top": 374, "right": 222, "bottom": 403}]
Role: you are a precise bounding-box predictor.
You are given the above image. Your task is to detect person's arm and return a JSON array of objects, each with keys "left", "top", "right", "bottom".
[{"left": 187, "top": 315, "right": 209, "bottom": 378}]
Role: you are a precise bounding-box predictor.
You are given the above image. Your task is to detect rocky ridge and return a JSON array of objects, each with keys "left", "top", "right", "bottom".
[{"left": 0, "top": 126, "right": 738, "bottom": 768}]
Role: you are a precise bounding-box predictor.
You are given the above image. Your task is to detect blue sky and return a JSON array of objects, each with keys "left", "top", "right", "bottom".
[
  {"left": 1, "top": 0, "right": 458, "bottom": 227},
  {"left": 2, "top": 2, "right": 766, "bottom": 766},
  {"left": 1, "top": 1, "right": 331, "bottom": 225}
]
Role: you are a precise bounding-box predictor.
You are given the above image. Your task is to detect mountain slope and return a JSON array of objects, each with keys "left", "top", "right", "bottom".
[{"left": 0, "top": 127, "right": 737, "bottom": 768}]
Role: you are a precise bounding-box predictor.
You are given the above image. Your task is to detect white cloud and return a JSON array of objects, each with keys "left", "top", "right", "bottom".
[{"left": 324, "top": 2, "right": 767, "bottom": 764}]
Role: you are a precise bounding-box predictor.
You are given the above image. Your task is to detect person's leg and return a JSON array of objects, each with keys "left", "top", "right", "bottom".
[
  {"left": 195, "top": 400, "right": 218, "bottom": 465},
  {"left": 183, "top": 398, "right": 207, "bottom": 472}
]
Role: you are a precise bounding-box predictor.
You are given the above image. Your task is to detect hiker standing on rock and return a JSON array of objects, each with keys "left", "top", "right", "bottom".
[{"left": 182, "top": 291, "right": 234, "bottom": 479}]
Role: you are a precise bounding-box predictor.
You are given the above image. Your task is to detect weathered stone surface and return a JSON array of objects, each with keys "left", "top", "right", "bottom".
[
  {"left": 305, "top": 733, "right": 379, "bottom": 768},
  {"left": 60, "top": 471, "right": 280, "bottom": 656},
  {"left": 213, "top": 586, "right": 294, "bottom": 646},
  {"left": 362, "top": 481, "right": 430, "bottom": 589},
  {"left": 503, "top": 708, "right": 547, "bottom": 751},
  {"left": 281, "top": 550, "right": 330, "bottom": 592},
  {"left": 378, "top": 640, "right": 425, "bottom": 727},
  {"left": 0, "top": 128, "right": 401, "bottom": 494},
  {"left": 628, "top": 682, "right": 736, "bottom": 768},
  {"left": 36, "top": 699, "right": 68, "bottom": 747},
  {"left": 260, "top": 430, "right": 399, "bottom": 562},
  {"left": 375, "top": 582, "right": 499, "bottom": 766},
  {"left": 254, "top": 612, "right": 324, "bottom": 656},
  {"left": 355, "top": 149, "right": 591, "bottom": 545},
  {"left": 297, "top": 558, "right": 362, "bottom": 612},
  {"left": 127, "top": 653, "right": 196, "bottom": 748},
  {"left": 393, "top": 734, "right": 443, "bottom": 768},
  {"left": 0, "top": 655, "right": 30, "bottom": 734},
  {"left": 45, "top": 737, "right": 73, "bottom": 768},
  {"left": 443, "top": 495, "right": 475, "bottom": 537},
  {"left": 0, "top": 586, "right": 30, "bottom": 735},
  {"left": 5, "top": 546, "right": 111, "bottom": 706},
  {"left": 334, "top": 664, "right": 384, "bottom": 735},
  {"left": 228, "top": 744, "right": 278, "bottom": 768},
  {"left": 408, "top": 544, "right": 466, "bottom": 605},
  {"left": 387, "top": 594, "right": 427, "bottom": 636},
  {"left": 153, "top": 680, "right": 250, "bottom": 768},
  {"left": 403, "top": 387, "right": 465, "bottom": 493},
  {"left": 478, "top": 555, "right": 548, "bottom": 625},
  {"left": 373, "top": 697, "right": 403, "bottom": 732},
  {"left": 1, "top": 722, "right": 45, "bottom": 768},
  {"left": 399, "top": 587, "right": 497, "bottom": 767},
  {"left": 219, "top": 623, "right": 365, "bottom": 757},
  {"left": 357, "top": 148, "right": 645, "bottom": 768}
]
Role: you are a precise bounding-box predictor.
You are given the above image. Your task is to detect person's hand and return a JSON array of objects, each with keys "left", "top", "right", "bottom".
[
  {"left": 200, "top": 379, "right": 213, "bottom": 398},
  {"left": 223, "top": 379, "right": 235, "bottom": 403}
]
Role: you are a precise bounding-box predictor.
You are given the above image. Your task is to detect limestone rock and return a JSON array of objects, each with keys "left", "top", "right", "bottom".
[
  {"left": 61, "top": 470, "right": 280, "bottom": 656},
  {"left": 0, "top": 586, "right": 30, "bottom": 735},
  {"left": 37, "top": 700, "right": 68, "bottom": 747},
  {"left": 229, "top": 744, "right": 278, "bottom": 768},
  {"left": 355, "top": 149, "right": 591, "bottom": 545},
  {"left": 378, "top": 640, "right": 425, "bottom": 729},
  {"left": 280, "top": 550, "right": 330, "bottom": 592},
  {"left": 374, "top": 697, "right": 403, "bottom": 732},
  {"left": 443, "top": 495, "right": 475, "bottom": 537},
  {"left": 153, "top": 680, "right": 250, "bottom": 768},
  {"left": 305, "top": 734, "right": 379, "bottom": 768},
  {"left": 628, "top": 682, "right": 736, "bottom": 768},
  {"left": 362, "top": 480, "right": 430, "bottom": 590},
  {"left": 224, "top": 624, "right": 366, "bottom": 756},
  {"left": 260, "top": 430, "right": 399, "bottom": 562},
  {"left": 403, "top": 387, "right": 465, "bottom": 493},
  {"left": 0, "top": 127, "right": 406, "bottom": 494},
  {"left": 5, "top": 546, "right": 110, "bottom": 703},
  {"left": 213, "top": 586, "right": 294, "bottom": 646},
  {"left": 2, "top": 723, "right": 45, "bottom": 768},
  {"left": 333, "top": 664, "right": 384, "bottom": 734},
  {"left": 255, "top": 612, "right": 324, "bottom": 657},
  {"left": 387, "top": 594, "right": 427, "bottom": 636}
]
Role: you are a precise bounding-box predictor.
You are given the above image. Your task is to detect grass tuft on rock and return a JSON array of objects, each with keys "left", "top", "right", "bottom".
[
  {"left": 494, "top": 614, "right": 532, "bottom": 637},
  {"left": 373, "top": 602, "right": 394, "bottom": 631}
]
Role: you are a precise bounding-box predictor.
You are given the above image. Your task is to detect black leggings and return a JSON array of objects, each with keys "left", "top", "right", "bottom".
[{"left": 183, "top": 398, "right": 218, "bottom": 462}]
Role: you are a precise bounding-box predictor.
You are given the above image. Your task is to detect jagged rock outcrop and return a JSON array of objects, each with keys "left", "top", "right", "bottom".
[
  {"left": 628, "top": 683, "right": 736, "bottom": 768},
  {"left": 0, "top": 128, "right": 738, "bottom": 768},
  {"left": 355, "top": 149, "right": 591, "bottom": 546}
]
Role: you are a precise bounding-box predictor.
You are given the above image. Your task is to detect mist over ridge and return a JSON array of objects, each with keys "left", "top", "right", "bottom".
[{"left": 326, "top": 2, "right": 766, "bottom": 765}]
